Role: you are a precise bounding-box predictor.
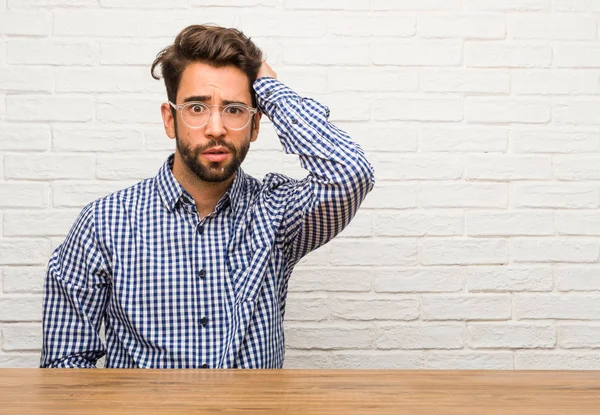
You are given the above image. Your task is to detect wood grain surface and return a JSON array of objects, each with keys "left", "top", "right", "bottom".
[{"left": 2, "top": 369, "right": 600, "bottom": 414}]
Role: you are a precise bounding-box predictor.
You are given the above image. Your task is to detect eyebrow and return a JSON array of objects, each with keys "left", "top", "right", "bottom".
[{"left": 182, "top": 95, "right": 250, "bottom": 106}]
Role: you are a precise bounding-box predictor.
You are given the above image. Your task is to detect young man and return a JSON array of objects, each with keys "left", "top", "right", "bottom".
[{"left": 41, "top": 25, "right": 374, "bottom": 369}]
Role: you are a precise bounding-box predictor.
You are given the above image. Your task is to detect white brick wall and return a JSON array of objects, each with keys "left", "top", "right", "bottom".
[{"left": 2, "top": 0, "right": 600, "bottom": 370}]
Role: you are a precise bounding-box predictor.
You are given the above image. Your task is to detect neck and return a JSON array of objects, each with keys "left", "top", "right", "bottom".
[{"left": 171, "top": 152, "right": 234, "bottom": 218}]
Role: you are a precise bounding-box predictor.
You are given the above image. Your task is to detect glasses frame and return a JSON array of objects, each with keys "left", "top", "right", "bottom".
[{"left": 168, "top": 101, "right": 258, "bottom": 131}]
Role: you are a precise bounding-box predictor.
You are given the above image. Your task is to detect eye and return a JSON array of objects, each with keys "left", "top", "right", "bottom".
[
  {"left": 188, "top": 104, "right": 207, "bottom": 114},
  {"left": 224, "top": 105, "right": 246, "bottom": 116}
]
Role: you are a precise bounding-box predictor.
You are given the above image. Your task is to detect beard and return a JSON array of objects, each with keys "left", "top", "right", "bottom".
[{"left": 174, "top": 120, "right": 250, "bottom": 183}]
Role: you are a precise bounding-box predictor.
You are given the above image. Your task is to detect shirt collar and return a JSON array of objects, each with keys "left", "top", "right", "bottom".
[{"left": 155, "top": 153, "right": 246, "bottom": 215}]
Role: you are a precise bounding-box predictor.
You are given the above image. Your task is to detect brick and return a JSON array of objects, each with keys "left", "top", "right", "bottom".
[
  {"left": 554, "top": 100, "right": 600, "bottom": 125},
  {"left": 339, "top": 123, "right": 418, "bottom": 153},
  {"left": 556, "top": 267, "right": 600, "bottom": 292},
  {"left": 102, "top": 0, "right": 190, "bottom": 7},
  {"left": 0, "top": 353, "right": 40, "bottom": 368},
  {"left": 0, "top": 11, "right": 51, "bottom": 36},
  {"left": 0, "top": 124, "right": 50, "bottom": 151},
  {"left": 555, "top": 44, "right": 600, "bottom": 67},
  {"left": 52, "top": 181, "right": 135, "bottom": 208},
  {"left": 360, "top": 183, "right": 418, "bottom": 209},
  {"left": 0, "top": 66, "right": 53, "bottom": 93},
  {"left": 372, "top": 155, "right": 463, "bottom": 180},
  {"left": 320, "top": 93, "right": 371, "bottom": 122},
  {"left": 466, "top": 211, "right": 553, "bottom": 236},
  {"left": 329, "top": 68, "right": 418, "bottom": 92},
  {"left": 516, "top": 294, "right": 600, "bottom": 319},
  {"left": 283, "top": 41, "right": 370, "bottom": 65},
  {"left": 295, "top": 245, "right": 330, "bottom": 268},
  {"left": 373, "top": 41, "right": 462, "bottom": 66},
  {"left": 192, "top": 0, "right": 275, "bottom": 5},
  {"left": 286, "top": 324, "right": 372, "bottom": 349},
  {"left": 559, "top": 324, "right": 600, "bottom": 348},
  {"left": 374, "top": 268, "right": 464, "bottom": 293},
  {"left": 238, "top": 12, "right": 327, "bottom": 38},
  {"left": 0, "top": 240, "right": 49, "bottom": 265},
  {"left": 372, "top": 0, "right": 462, "bottom": 10},
  {"left": 0, "top": 183, "right": 49, "bottom": 208},
  {"left": 328, "top": 239, "right": 418, "bottom": 266},
  {"left": 288, "top": 268, "right": 371, "bottom": 293},
  {"left": 374, "top": 97, "right": 463, "bottom": 122},
  {"left": 516, "top": 352, "right": 600, "bottom": 369},
  {"left": 276, "top": 68, "right": 328, "bottom": 94},
  {"left": 423, "top": 295, "right": 511, "bottom": 321},
  {"left": 376, "top": 324, "right": 464, "bottom": 349},
  {"left": 143, "top": 130, "right": 176, "bottom": 152},
  {"left": 426, "top": 351, "right": 513, "bottom": 369},
  {"left": 5, "top": 154, "right": 95, "bottom": 180},
  {"left": 512, "top": 129, "right": 599, "bottom": 153},
  {"left": 421, "top": 69, "right": 509, "bottom": 93},
  {"left": 284, "top": 0, "right": 368, "bottom": 9},
  {"left": 7, "top": 40, "right": 96, "bottom": 65},
  {"left": 7, "top": 0, "right": 97, "bottom": 7},
  {"left": 329, "top": 351, "right": 424, "bottom": 369},
  {"left": 0, "top": 296, "right": 42, "bottom": 321},
  {"left": 512, "top": 13, "right": 595, "bottom": 40},
  {"left": 4, "top": 210, "right": 79, "bottom": 237},
  {"left": 466, "top": 155, "right": 551, "bottom": 180},
  {"left": 512, "top": 69, "right": 599, "bottom": 95},
  {"left": 6, "top": 96, "right": 94, "bottom": 122},
  {"left": 100, "top": 40, "right": 168, "bottom": 66},
  {"left": 330, "top": 297, "right": 419, "bottom": 321},
  {"left": 54, "top": 10, "right": 236, "bottom": 38},
  {"left": 96, "top": 155, "right": 167, "bottom": 180},
  {"left": 553, "top": 0, "right": 600, "bottom": 11},
  {"left": 97, "top": 97, "right": 163, "bottom": 124},
  {"left": 556, "top": 212, "right": 600, "bottom": 236},
  {"left": 465, "top": 0, "right": 550, "bottom": 10},
  {"left": 554, "top": 156, "right": 600, "bottom": 180},
  {"left": 55, "top": 67, "right": 161, "bottom": 94},
  {"left": 469, "top": 323, "right": 555, "bottom": 348},
  {"left": 283, "top": 351, "right": 331, "bottom": 369},
  {"left": 374, "top": 212, "right": 463, "bottom": 237},
  {"left": 512, "top": 238, "right": 599, "bottom": 263},
  {"left": 466, "top": 98, "right": 551, "bottom": 123},
  {"left": 244, "top": 152, "right": 283, "bottom": 180},
  {"left": 2, "top": 266, "right": 45, "bottom": 293},
  {"left": 284, "top": 296, "right": 329, "bottom": 322},
  {"left": 420, "top": 126, "right": 507, "bottom": 152},
  {"left": 2, "top": 323, "right": 42, "bottom": 351},
  {"left": 330, "top": 14, "right": 415, "bottom": 37},
  {"left": 465, "top": 42, "right": 551, "bottom": 68},
  {"left": 466, "top": 266, "right": 553, "bottom": 292},
  {"left": 419, "top": 13, "right": 505, "bottom": 39},
  {"left": 421, "top": 239, "right": 509, "bottom": 266},
  {"left": 420, "top": 183, "right": 508, "bottom": 208},
  {"left": 513, "top": 184, "right": 598, "bottom": 209},
  {"left": 53, "top": 127, "right": 144, "bottom": 152}
]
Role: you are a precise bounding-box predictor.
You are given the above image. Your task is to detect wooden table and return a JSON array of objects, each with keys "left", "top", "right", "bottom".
[{"left": 2, "top": 369, "right": 600, "bottom": 414}]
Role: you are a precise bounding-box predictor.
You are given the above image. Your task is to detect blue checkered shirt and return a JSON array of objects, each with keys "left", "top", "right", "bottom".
[{"left": 40, "top": 77, "right": 375, "bottom": 369}]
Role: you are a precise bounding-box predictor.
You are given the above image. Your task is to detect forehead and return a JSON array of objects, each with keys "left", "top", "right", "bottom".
[{"left": 177, "top": 62, "right": 251, "bottom": 103}]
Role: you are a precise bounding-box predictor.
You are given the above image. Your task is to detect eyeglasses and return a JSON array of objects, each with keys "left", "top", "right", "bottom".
[{"left": 169, "top": 101, "right": 258, "bottom": 130}]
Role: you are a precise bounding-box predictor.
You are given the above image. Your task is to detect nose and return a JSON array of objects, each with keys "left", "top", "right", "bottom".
[{"left": 204, "top": 108, "right": 227, "bottom": 139}]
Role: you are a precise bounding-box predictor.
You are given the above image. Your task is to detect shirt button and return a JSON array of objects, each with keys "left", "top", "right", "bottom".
[
  {"left": 291, "top": 118, "right": 298, "bottom": 125},
  {"left": 265, "top": 89, "right": 273, "bottom": 97},
  {"left": 200, "top": 317, "right": 208, "bottom": 327},
  {"left": 198, "top": 269, "right": 206, "bottom": 279},
  {"left": 197, "top": 225, "right": 204, "bottom": 234},
  {"left": 201, "top": 363, "right": 209, "bottom": 369}
]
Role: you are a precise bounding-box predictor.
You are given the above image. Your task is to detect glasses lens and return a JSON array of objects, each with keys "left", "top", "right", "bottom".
[
  {"left": 222, "top": 105, "right": 251, "bottom": 130},
  {"left": 181, "top": 103, "right": 210, "bottom": 128}
]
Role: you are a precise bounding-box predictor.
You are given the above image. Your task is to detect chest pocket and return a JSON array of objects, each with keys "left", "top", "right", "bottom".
[{"left": 228, "top": 245, "right": 273, "bottom": 304}]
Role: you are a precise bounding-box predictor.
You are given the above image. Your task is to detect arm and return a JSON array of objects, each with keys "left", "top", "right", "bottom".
[
  {"left": 40, "top": 203, "right": 111, "bottom": 368},
  {"left": 255, "top": 62, "right": 375, "bottom": 264}
]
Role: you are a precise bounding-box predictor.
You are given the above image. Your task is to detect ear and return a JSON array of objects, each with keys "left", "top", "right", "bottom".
[
  {"left": 250, "top": 112, "right": 262, "bottom": 143},
  {"left": 161, "top": 102, "right": 176, "bottom": 139}
]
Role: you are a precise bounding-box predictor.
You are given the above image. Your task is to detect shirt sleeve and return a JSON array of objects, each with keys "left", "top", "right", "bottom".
[
  {"left": 40, "top": 202, "right": 111, "bottom": 368},
  {"left": 254, "top": 77, "right": 375, "bottom": 264}
]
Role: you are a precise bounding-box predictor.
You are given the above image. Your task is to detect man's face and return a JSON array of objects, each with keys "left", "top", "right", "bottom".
[{"left": 161, "top": 62, "right": 261, "bottom": 183}]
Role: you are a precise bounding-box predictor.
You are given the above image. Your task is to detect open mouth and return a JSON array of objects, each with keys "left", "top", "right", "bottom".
[{"left": 202, "top": 147, "right": 230, "bottom": 162}]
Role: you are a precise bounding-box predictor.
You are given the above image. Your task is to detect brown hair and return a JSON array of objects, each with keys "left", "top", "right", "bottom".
[{"left": 151, "top": 24, "right": 263, "bottom": 108}]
